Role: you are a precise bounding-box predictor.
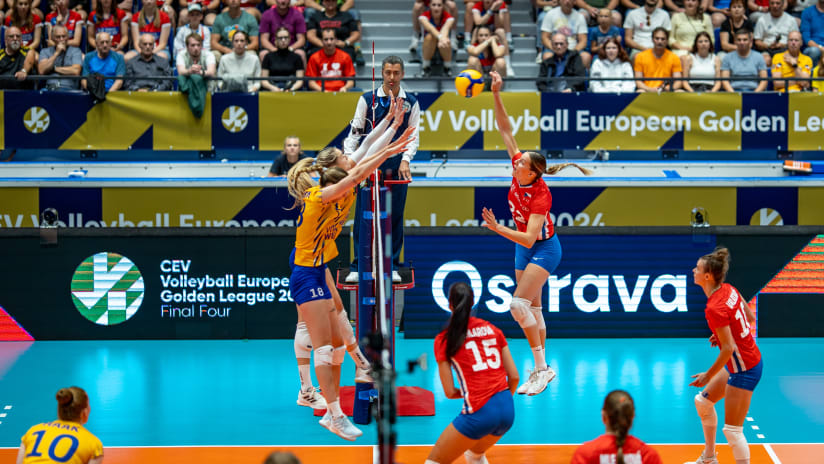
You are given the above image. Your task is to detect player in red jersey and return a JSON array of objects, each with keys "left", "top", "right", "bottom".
[
  {"left": 427, "top": 282, "right": 519, "bottom": 464},
  {"left": 571, "top": 390, "right": 663, "bottom": 464},
  {"left": 481, "top": 71, "right": 590, "bottom": 397},
  {"left": 689, "top": 247, "right": 762, "bottom": 464}
]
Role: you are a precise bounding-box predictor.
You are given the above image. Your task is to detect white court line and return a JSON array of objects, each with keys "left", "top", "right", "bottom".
[
  {"left": 764, "top": 443, "right": 782, "bottom": 464},
  {"left": 752, "top": 425, "right": 760, "bottom": 430},
  {"left": 3, "top": 406, "right": 10, "bottom": 410},
  {"left": 746, "top": 417, "right": 754, "bottom": 422},
  {"left": 0, "top": 413, "right": 6, "bottom": 417}
]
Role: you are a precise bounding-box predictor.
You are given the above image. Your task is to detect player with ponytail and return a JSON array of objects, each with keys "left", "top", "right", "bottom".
[
  {"left": 17, "top": 386, "right": 104, "bottom": 464},
  {"left": 287, "top": 97, "right": 414, "bottom": 441},
  {"left": 426, "top": 282, "right": 519, "bottom": 464},
  {"left": 571, "top": 390, "right": 662, "bottom": 464},
  {"left": 481, "top": 70, "right": 591, "bottom": 396}
]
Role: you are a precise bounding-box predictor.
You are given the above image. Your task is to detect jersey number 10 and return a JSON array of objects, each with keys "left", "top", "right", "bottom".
[
  {"left": 466, "top": 338, "right": 501, "bottom": 372},
  {"left": 734, "top": 302, "right": 751, "bottom": 338}
]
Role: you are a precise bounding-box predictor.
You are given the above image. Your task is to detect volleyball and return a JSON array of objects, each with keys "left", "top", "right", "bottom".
[{"left": 454, "top": 69, "right": 484, "bottom": 98}]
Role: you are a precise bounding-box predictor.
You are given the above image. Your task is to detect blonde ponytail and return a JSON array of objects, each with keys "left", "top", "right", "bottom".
[{"left": 286, "top": 158, "right": 322, "bottom": 209}]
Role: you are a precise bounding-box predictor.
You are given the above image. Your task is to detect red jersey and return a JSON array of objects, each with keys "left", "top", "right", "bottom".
[
  {"left": 131, "top": 11, "right": 171, "bottom": 47},
  {"left": 434, "top": 317, "right": 509, "bottom": 414},
  {"left": 5, "top": 15, "right": 42, "bottom": 47},
  {"left": 705, "top": 283, "right": 761, "bottom": 373},
  {"left": 508, "top": 152, "right": 554, "bottom": 239},
  {"left": 571, "top": 434, "right": 663, "bottom": 464},
  {"left": 89, "top": 9, "right": 128, "bottom": 47},
  {"left": 419, "top": 10, "right": 453, "bottom": 31},
  {"left": 472, "top": 1, "right": 508, "bottom": 26},
  {"left": 306, "top": 48, "right": 355, "bottom": 92},
  {"left": 45, "top": 10, "right": 83, "bottom": 39}
]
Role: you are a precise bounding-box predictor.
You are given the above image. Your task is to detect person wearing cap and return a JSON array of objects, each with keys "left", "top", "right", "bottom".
[{"left": 174, "top": 2, "right": 212, "bottom": 57}]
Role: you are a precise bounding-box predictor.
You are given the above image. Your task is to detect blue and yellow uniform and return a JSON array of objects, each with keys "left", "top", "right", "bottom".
[
  {"left": 290, "top": 185, "right": 357, "bottom": 304},
  {"left": 20, "top": 420, "right": 103, "bottom": 464}
]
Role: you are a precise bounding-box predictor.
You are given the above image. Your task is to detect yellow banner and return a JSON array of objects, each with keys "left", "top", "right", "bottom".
[
  {"left": 259, "top": 92, "right": 360, "bottom": 151},
  {"left": 788, "top": 93, "right": 824, "bottom": 150}
]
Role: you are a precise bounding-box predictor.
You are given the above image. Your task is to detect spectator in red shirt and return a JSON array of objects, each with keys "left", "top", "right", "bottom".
[
  {"left": 410, "top": 0, "right": 458, "bottom": 52},
  {"left": 88, "top": 0, "right": 130, "bottom": 53},
  {"left": 306, "top": 27, "right": 355, "bottom": 92},
  {"left": 571, "top": 390, "right": 663, "bottom": 464},
  {"left": 260, "top": 0, "right": 307, "bottom": 64},
  {"left": 126, "top": 0, "right": 171, "bottom": 61},
  {"left": 5, "top": 0, "right": 42, "bottom": 51},
  {"left": 419, "top": 0, "right": 455, "bottom": 76},
  {"left": 45, "top": 0, "right": 83, "bottom": 48}
]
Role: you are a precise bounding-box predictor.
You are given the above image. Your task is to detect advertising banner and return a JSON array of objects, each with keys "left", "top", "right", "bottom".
[
  {"left": 1, "top": 186, "right": 822, "bottom": 229},
  {"left": 2, "top": 91, "right": 823, "bottom": 151},
  {"left": 0, "top": 233, "right": 349, "bottom": 340}
]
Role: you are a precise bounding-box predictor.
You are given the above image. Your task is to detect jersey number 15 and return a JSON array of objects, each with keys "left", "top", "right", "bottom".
[{"left": 466, "top": 338, "right": 501, "bottom": 372}]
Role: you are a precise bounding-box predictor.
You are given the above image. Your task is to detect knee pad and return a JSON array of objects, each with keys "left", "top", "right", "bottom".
[
  {"left": 530, "top": 305, "right": 546, "bottom": 330},
  {"left": 694, "top": 393, "right": 718, "bottom": 426},
  {"left": 314, "top": 345, "right": 334, "bottom": 366},
  {"left": 332, "top": 346, "right": 345, "bottom": 366},
  {"left": 722, "top": 424, "right": 749, "bottom": 461},
  {"left": 294, "top": 322, "right": 312, "bottom": 360},
  {"left": 510, "top": 297, "right": 536, "bottom": 329},
  {"left": 336, "top": 309, "right": 356, "bottom": 346}
]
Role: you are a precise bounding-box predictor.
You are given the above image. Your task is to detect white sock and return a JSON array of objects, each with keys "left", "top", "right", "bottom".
[
  {"left": 506, "top": 32, "right": 512, "bottom": 42},
  {"left": 505, "top": 55, "right": 512, "bottom": 66},
  {"left": 327, "top": 400, "right": 344, "bottom": 418},
  {"left": 532, "top": 345, "right": 547, "bottom": 370},
  {"left": 423, "top": 59, "right": 431, "bottom": 68},
  {"left": 298, "top": 364, "right": 312, "bottom": 390},
  {"left": 348, "top": 346, "right": 370, "bottom": 370}
]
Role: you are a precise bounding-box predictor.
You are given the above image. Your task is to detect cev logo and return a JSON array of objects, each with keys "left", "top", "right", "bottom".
[
  {"left": 23, "top": 106, "right": 50, "bottom": 134},
  {"left": 71, "top": 252, "right": 144, "bottom": 326},
  {"left": 222, "top": 106, "right": 248, "bottom": 133},
  {"left": 750, "top": 208, "right": 783, "bottom": 225}
]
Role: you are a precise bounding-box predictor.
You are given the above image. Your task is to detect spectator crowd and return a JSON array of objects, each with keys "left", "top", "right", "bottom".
[{"left": 1, "top": 0, "right": 823, "bottom": 92}]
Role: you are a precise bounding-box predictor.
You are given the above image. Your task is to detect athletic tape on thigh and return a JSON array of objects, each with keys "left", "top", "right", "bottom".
[
  {"left": 530, "top": 305, "right": 546, "bottom": 330},
  {"left": 332, "top": 346, "right": 345, "bottom": 365},
  {"left": 315, "top": 345, "right": 334, "bottom": 366},
  {"left": 294, "top": 322, "right": 312, "bottom": 359},
  {"left": 510, "top": 297, "right": 536, "bottom": 328},
  {"left": 336, "top": 309, "right": 356, "bottom": 346},
  {"left": 722, "top": 424, "right": 749, "bottom": 461}
]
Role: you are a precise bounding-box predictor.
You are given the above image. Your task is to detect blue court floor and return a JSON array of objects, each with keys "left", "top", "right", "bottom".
[{"left": 0, "top": 336, "right": 822, "bottom": 449}]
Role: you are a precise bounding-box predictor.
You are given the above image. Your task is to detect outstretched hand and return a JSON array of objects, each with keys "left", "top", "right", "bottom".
[
  {"left": 689, "top": 372, "right": 710, "bottom": 388},
  {"left": 709, "top": 334, "right": 718, "bottom": 347},
  {"left": 391, "top": 96, "right": 406, "bottom": 129},
  {"left": 384, "top": 126, "right": 416, "bottom": 156},
  {"left": 481, "top": 207, "right": 499, "bottom": 231},
  {"left": 490, "top": 71, "right": 503, "bottom": 93}
]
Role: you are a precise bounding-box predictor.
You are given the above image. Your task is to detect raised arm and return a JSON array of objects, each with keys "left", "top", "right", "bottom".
[
  {"left": 349, "top": 97, "right": 399, "bottom": 164},
  {"left": 482, "top": 208, "right": 546, "bottom": 248},
  {"left": 490, "top": 71, "right": 519, "bottom": 159}
]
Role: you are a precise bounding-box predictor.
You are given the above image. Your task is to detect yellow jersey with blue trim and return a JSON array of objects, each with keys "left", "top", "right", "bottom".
[
  {"left": 20, "top": 420, "right": 103, "bottom": 464},
  {"left": 293, "top": 185, "right": 356, "bottom": 267}
]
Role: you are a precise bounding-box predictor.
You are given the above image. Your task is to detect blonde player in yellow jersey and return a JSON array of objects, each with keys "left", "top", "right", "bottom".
[
  {"left": 287, "top": 100, "right": 415, "bottom": 441},
  {"left": 17, "top": 386, "right": 103, "bottom": 464}
]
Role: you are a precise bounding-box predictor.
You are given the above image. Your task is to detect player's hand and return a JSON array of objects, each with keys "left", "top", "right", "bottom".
[
  {"left": 689, "top": 372, "right": 710, "bottom": 387},
  {"left": 384, "top": 126, "right": 416, "bottom": 156},
  {"left": 481, "top": 207, "right": 499, "bottom": 231},
  {"left": 391, "top": 97, "right": 406, "bottom": 128},
  {"left": 490, "top": 71, "right": 503, "bottom": 93},
  {"left": 384, "top": 95, "right": 396, "bottom": 122},
  {"left": 709, "top": 334, "right": 718, "bottom": 347},
  {"left": 399, "top": 160, "right": 411, "bottom": 181}
]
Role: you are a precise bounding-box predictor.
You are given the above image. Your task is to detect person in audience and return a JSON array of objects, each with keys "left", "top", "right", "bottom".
[
  {"left": 467, "top": 25, "right": 506, "bottom": 80},
  {"left": 589, "top": 36, "right": 636, "bottom": 92},
  {"left": 211, "top": 0, "right": 260, "bottom": 63},
  {"left": 218, "top": 29, "right": 261, "bottom": 91},
  {"left": 634, "top": 27, "right": 683, "bottom": 91},
  {"left": 813, "top": 53, "right": 824, "bottom": 91},
  {"left": 537, "top": 31, "right": 587, "bottom": 92},
  {"left": 588, "top": 8, "right": 623, "bottom": 57},
  {"left": 261, "top": 26, "right": 304, "bottom": 91},
  {"left": 82, "top": 31, "right": 125, "bottom": 92},
  {"left": 473, "top": 0, "right": 514, "bottom": 75},
  {"left": 268, "top": 136, "right": 307, "bottom": 176},
  {"left": 176, "top": 31, "right": 217, "bottom": 78},
  {"left": 576, "top": 0, "right": 622, "bottom": 27},
  {"left": 682, "top": 31, "right": 722, "bottom": 91},
  {"left": 5, "top": 0, "right": 42, "bottom": 51},
  {"left": 533, "top": 0, "right": 560, "bottom": 55},
  {"left": 203, "top": 0, "right": 222, "bottom": 26},
  {"left": 787, "top": 0, "right": 816, "bottom": 22},
  {"left": 306, "top": 27, "right": 355, "bottom": 91},
  {"left": 721, "top": 29, "right": 768, "bottom": 91},
  {"left": 800, "top": 0, "right": 824, "bottom": 66},
  {"left": 38, "top": 24, "right": 82, "bottom": 90},
  {"left": 754, "top": 0, "right": 799, "bottom": 67},
  {"left": 748, "top": 0, "right": 771, "bottom": 25},
  {"left": 174, "top": 3, "right": 211, "bottom": 57},
  {"left": 45, "top": 0, "right": 83, "bottom": 48},
  {"left": 126, "top": 0, "right": 171, "bottom": 61},
  {"left": 0, "top": 26, "right": 36, "bottom": 90},
  {"left": 88, "top": 0, "right": 129, "bottom": 53},
  {"left": 771, "top": 30, "right": 812, "bottom": 91},
  {"left": 669, "top": 0, "right": 713, "bottom": 59},
  {"left": 540, "top": 0, "right": 590, "bottom": 68},
  {"left": 260, "top": 0, "right": 307, "bottom": 64},
  {"left": 306, "top": 0, "right": 359, "bottom": 63},
  {"left": 707, "top": 0, "right": 732, "bottom": 28},
  {"left": 410, "top": 0, "right": 458, "bottom": 52},
  {"left": 17, "top": 387, "right": 103, "bottom": 464},
  {"left": 624, "top": 0, "right": 672, "bottom": 57},
  {"left": 718, "top": 0, "right": 752, "bottom": 55},
  {"left": 125, "top": 32, "right": 173, "bottom": 91},
  {"left": 570, "top": 390, "right": 663, "bottom": 464},
  {"left": 419, "top": 0, "right": 455, "bottom": 77},
  {"left": 663, "top": 0, "right": 685, "bottom": 13}
]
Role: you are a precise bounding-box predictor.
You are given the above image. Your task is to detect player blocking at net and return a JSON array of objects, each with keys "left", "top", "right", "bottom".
[{"left": 287, "top": 98, "right": 414, "bottom": 441}]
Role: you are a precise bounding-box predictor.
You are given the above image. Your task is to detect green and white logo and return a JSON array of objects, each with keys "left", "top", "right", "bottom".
[{"left": 71, "top": 252, "right": 144, "bottom": 325}]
